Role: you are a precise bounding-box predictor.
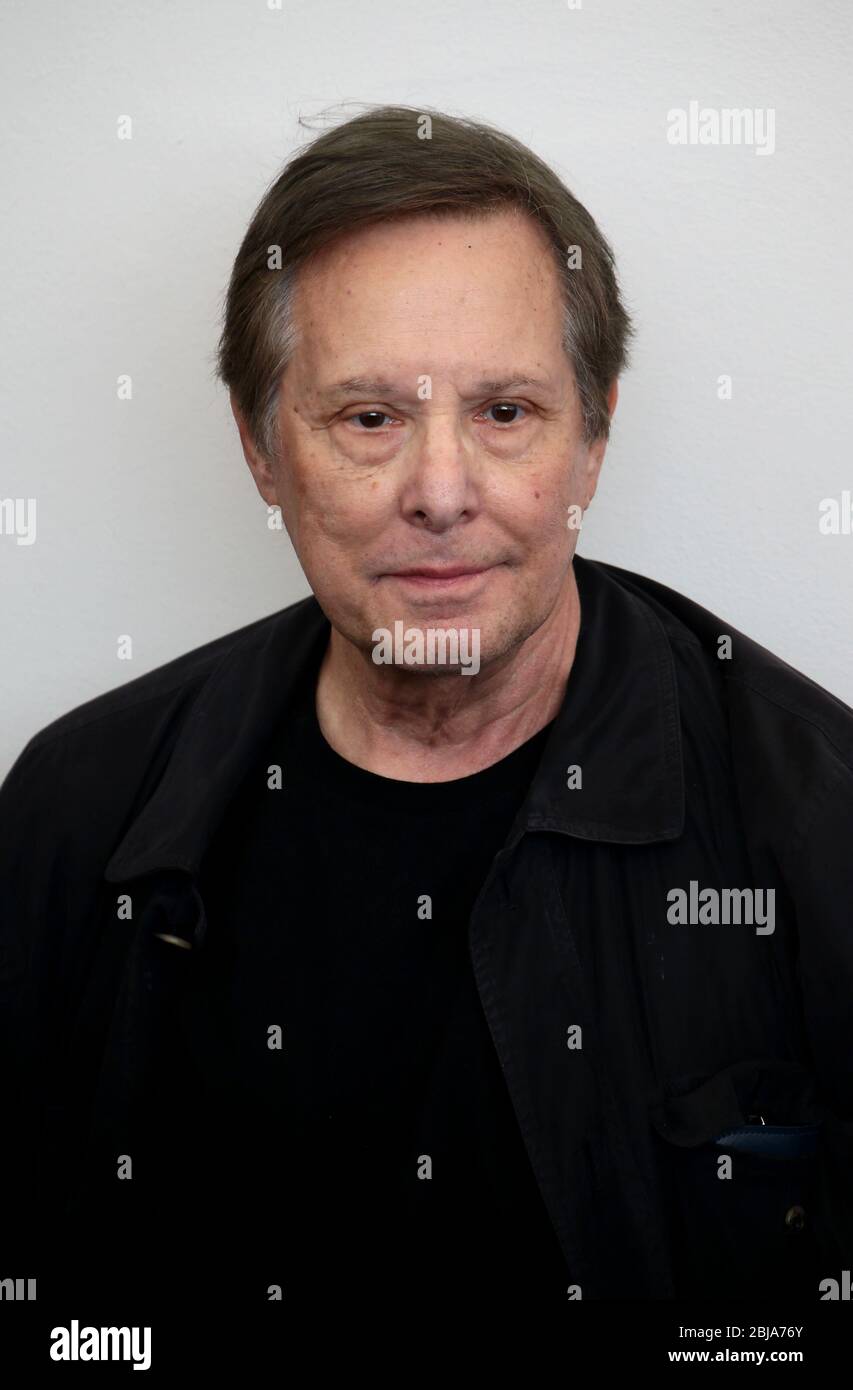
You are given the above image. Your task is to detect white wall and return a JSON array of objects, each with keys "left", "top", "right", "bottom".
[{"left": 2, "top": 0, "right": 851, "bottom": 775}]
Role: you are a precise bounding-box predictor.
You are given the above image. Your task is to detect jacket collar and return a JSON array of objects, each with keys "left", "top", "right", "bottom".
[
  {"left": 103, "top": 596, "right": 331, "bottom": 883},
  {"left": 104, "top": 555, "right": 684, "bottom": 885},
  {"left": 509, "top": 553, "right": 685, "bottom": 846}
]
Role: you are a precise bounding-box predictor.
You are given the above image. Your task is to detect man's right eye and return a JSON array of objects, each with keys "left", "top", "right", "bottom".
[{"left": 343, "top": 411, "right": 394, "bottom": 430}]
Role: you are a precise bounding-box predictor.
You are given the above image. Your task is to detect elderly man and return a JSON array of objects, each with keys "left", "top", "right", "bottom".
[{"left": 2, "top": 105, "right": 852, "bottom": 1314}]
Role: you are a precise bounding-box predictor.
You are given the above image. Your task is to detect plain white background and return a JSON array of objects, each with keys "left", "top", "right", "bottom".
[{"left": 2, "top": 0, "right": 851, "bottom": 776}]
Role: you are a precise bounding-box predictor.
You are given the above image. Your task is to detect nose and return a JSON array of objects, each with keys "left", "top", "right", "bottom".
[{"left": 399, "top": 418, "right": 477, "bottom": 532}]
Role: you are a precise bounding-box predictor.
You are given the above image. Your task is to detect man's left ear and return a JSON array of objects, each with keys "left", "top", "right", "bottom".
[{"left": 584, "top": 379, "right": 619, "bottom": 506}]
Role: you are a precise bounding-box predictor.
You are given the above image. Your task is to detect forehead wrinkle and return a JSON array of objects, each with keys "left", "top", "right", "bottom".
[{"left": 313, "top": 372, "right": 557, "bottom": 406}]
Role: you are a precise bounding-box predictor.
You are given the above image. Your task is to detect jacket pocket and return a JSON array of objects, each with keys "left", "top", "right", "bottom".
[{"left": 649, "top": 1058, "right": 832, "bottom": 1300}]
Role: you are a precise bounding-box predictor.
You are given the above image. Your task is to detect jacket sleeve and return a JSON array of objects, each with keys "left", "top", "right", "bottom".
[
  {"left": 783, "top": 753, "right": 853, "bottom": 1266},
  {"left": 0, "top": 731, "right": 113, "bottom": 1265},
  {"left": 0, "top": 736, "right": 58, "bottom": 1263}
]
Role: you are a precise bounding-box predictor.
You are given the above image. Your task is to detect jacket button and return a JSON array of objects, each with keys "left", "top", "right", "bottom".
[
  {"left": 154, "top": 932, "right": 193, "bottom": 950},
  {"left": 784, "top": 1205, "right": 806, "bottom": 1231}
]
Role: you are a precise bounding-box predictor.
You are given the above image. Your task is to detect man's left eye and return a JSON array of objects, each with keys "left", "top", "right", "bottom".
[{"left": 483, "top": 402, "right": 527, "bottom": 426}]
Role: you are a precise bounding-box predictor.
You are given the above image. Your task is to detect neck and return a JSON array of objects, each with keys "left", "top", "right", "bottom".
[{"left": 314, "top": 566, "right": 581, "bottom": 782}]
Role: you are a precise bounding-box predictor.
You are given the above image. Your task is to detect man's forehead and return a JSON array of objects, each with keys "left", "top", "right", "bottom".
[
  {"left": 302, "top": 203, "right": 548, "bottom": 269},
  {"left": 293, "top": 208, "right": 561, "bottom": 321}
]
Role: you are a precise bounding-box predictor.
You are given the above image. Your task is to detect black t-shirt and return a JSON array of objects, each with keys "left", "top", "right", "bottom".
[{"left": 165, "top": 679, "right": 569, "bottom": 1308}]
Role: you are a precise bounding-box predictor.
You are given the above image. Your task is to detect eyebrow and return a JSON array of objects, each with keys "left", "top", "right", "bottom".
[{"left": 314, "top": 373, "right": 555, "bottom": 403}]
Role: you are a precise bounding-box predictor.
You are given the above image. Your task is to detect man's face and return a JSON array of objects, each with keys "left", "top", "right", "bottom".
[{"left": 239, "top": 207, "right": 612, "bottom": 673}]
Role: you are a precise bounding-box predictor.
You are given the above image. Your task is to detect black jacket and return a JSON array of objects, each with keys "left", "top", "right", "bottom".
[{"left": 2, "top": 554, "right": 852, "bottom": 1301}]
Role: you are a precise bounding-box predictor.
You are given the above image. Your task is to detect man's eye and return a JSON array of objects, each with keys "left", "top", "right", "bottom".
[
  {"left": 344, "top": 411, "right": 393, "bottom": 430},
  {"left": 342, "top": 403, "right": 527, "bottom": 431},
  {"left": 482, "top": 402, "right": 527, "bottom": 426}
]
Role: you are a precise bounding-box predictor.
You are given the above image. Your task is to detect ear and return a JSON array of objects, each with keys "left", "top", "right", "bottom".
[
  {"left": 583, "top": 379, "right": 619, "bottom": 507},
  {"left": 230, "top": 392, "right": 279, "bottom": 508}
]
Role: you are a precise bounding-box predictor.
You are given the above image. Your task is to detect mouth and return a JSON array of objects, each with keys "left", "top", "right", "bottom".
[{"left": 383, "top": 565, "right": 496, "bottom": 591}]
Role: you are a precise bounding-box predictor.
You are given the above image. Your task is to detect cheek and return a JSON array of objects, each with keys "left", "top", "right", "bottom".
[
  {"left": 292, "top": 466, "right": 395, "bottom": 556},
  {"left": 500, "top": 476, "right": 574, "bottom": 548}
]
